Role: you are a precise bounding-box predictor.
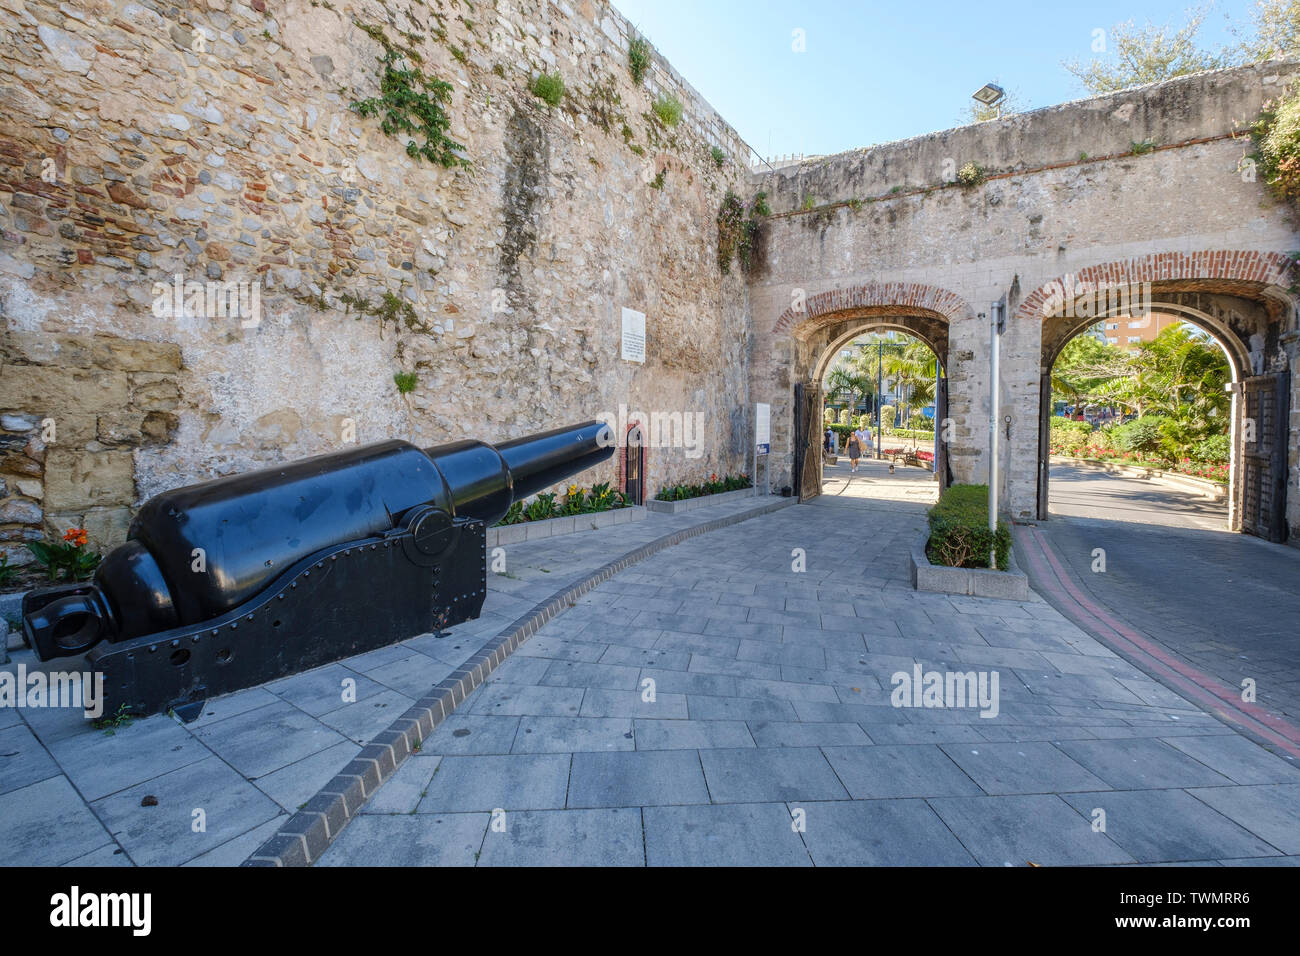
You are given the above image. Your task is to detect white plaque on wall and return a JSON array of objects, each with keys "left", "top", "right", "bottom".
[
  {"left": 621, "top": 307, "right": 646, "bottom": 363},
  {"left": 755, "top": 402, "right": 771, "bottom": 454}
]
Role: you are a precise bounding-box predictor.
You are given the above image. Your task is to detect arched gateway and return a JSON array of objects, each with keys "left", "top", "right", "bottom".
[
  {"left": 776, "top": 282, "right": 969, "bottom": 501},
  {"left": 745, "top": 63, "right": 1300, "bottom": 543}
]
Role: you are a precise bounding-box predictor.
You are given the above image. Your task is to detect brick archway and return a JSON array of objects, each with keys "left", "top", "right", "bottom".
[
  {"left": 1017, "top": 250, "right": 1297, "bottom": 327},
  {"left": 773, "top": 281, "right": 975, "bottom": 337}
]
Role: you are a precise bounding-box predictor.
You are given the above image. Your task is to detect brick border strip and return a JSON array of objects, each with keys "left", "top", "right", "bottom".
[
  {"left": 242, "top": 496, "right": 797, "bottom": 866},
  {"left": 1014, "top": 523, "right": 1300, "bottom": 761}
]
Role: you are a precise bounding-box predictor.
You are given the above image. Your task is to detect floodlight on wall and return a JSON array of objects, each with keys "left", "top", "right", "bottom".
[{"left": 972, "top": 83, "right": 1005, "bottom": 107}]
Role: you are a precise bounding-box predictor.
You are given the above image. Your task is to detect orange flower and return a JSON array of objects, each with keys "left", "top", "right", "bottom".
[{"left": 63, "top": 527, "right": 89, "bottom": 548}]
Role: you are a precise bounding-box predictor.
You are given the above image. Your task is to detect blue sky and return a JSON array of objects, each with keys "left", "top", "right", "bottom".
[{"left": 610, "top": 0, "right": 1258, "bottom": 161}]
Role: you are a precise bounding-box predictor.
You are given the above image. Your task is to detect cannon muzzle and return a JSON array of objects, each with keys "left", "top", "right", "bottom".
[{"left": 21, "top": 421, "right": 614, "bottom": 718}]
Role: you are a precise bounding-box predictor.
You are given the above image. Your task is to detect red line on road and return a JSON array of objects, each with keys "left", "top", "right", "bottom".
[{"left": 1014, "top": 525, "right": 1300, "bottom": 759}]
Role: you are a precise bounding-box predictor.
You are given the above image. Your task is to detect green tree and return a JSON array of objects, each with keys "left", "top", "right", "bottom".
[
  {"left": 1064, "top": 6, "right": 1227, "bottom": 94},
  {"left": 1127, "top": 325, "right": 1231, "bottom": 437},
  {"left": 824, "top": 364, "right": 875, "bottom": 424},
  {"left": 879, "top": 339, "right": 938, "bottom": 450},
  {"left": 1051, "top": 333, "right": 1134, "bottom": 412},
  {"left": 1235, "top": 0, "right": 1300, "bottom": 60}
]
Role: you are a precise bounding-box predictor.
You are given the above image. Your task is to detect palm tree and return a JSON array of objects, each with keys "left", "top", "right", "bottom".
[
  {"left": 1127, "top": 325, "right": 1231, "bottom": 433},
  {"left": 825, "top": 365, "right": 874, "bottom": 425},
  {"left": 881, "top": 340, "right": 938, "bottom": 450}
]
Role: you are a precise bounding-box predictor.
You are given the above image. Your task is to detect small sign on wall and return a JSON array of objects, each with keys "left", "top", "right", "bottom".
[
  {"left": 621, "top": 307, "right": 646, "bottom": 363},
  {"left": 755, "top": 402, "right": 770, "bottom": 454}
]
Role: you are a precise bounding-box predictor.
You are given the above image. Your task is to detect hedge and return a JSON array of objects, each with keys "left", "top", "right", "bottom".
[{"left": 926, "top": 483, "right": 1011, "bottom": 571}]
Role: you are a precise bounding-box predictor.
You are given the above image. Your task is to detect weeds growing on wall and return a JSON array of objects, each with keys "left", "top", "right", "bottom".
[
  {"left": 717, "top": 191, "right": 769, "bottom": 274},
  {"left": 531, "top": 71, "right": 565, "bottom": 107},
  {"left": 349, "top": 24, "right": 468, "bottom": 168},
  {"left": 628, "top": 35, "right": 651, "bottom": 84},
  {"left": 956, "top": 162, "right": 986, "bottom": 187},
  {"left": 340, "top": 290, "right": 430, "bottom": 338},
  {"left": 393, "top": 371, "right": 418, "bottom": 394},
  {"left": 1253, "top": 80, "right": 1300, "bottom": 205},
  {"left": 652, "top": 94, "right": 683, "bottom": 127}
]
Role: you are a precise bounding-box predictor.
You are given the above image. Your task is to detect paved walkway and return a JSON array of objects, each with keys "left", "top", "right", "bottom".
[
  {"left": 317, "top": 476, "right": 1300, "bottom": 867},
  {"left": 0, "top": 494, "right": 785, "bottom": 867},
  {"left": 1037, "top": 464, "right": 1300, "bottom": 735},
  {"left": 821, "top": 453, "right": 939, "bottom": 505}
]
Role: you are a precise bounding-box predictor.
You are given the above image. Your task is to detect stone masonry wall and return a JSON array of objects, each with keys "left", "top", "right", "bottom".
[{"left": 0, "top": 0, "right": 757, "bottom": 564}]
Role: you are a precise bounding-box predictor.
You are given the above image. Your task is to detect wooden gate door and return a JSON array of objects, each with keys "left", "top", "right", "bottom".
[{"left": 1241, "top": 372, "right": 1290, "bottom": 543}]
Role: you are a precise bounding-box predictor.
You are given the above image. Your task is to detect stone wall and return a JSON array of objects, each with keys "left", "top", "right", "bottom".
[
  {"left": 747, "top": 62, "right": 1300, "bottom": 532},
  {"left": 0, "top": 0, "right": 757, "bottom": 563}
]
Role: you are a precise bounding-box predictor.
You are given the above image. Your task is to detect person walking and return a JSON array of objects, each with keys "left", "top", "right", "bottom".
[{"left": 847, "top": 428, "right": 863, "bottom": 473}]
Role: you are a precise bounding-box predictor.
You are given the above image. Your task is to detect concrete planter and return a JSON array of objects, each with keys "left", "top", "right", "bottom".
[
  {"left": 1052, "top": 455, "right": 1226, "bottom": 499},
  {"left": 910, "top": 538, "right": 1030, "bottom": 601},
  {"left": 486, "top": 505, "right": 647, "bottom": 547},
  {"left": 644, "top": 487, "right": 757, "bottom": 514}
]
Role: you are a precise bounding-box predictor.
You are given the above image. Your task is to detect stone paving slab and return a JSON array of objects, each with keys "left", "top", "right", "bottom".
[
  {"left": 0, "top": 494, "right": 791, "bottom": 866},
  {"left": 321, "top": 482, "right": 1300, "bottom": 867}
]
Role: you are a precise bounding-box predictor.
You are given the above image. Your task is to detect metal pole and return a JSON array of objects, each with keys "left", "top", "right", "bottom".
[
  {"left": 876, "top": 342, "right": 883, "bottom": 459},
  {"left": 988, "top": 305, "right": 1001, "bottom": 569},
  {"left": 934, "top": 360, "right": 942, "bottom": 479}
]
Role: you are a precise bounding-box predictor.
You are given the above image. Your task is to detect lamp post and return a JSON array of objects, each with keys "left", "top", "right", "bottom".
[
  {"left": 875, "top": 341, "right": 883, "bottom": 459},
  {"left": 987, "top": 299, "right": 1006, "bottom": 568}
]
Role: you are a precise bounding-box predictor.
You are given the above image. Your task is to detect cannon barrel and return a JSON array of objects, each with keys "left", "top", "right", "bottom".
[{"left": 24, "top": 421, "right": 613, "bottom": 662}]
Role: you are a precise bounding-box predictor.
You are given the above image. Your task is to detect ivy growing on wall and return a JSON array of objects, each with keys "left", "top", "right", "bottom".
[{"left": 349, "top": 21, "right": 468, "bottom": 168}]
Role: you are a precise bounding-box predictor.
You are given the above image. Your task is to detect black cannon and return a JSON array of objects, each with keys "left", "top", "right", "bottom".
[{"left": 22, "top": 421, "right": 613, "bottom": 720}]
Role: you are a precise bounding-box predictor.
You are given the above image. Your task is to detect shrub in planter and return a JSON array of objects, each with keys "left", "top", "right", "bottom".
[{"left": 926, "top": 484, "right": 1011, "bottom": 571}]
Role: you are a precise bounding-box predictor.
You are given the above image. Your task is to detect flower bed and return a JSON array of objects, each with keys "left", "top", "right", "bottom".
[
  {"left": 1048, "top": 441, "right": 1228, "bottom": 484},
  {"left": 495, "top": 482, "right": 630, "bottom": 526},
  {"left": 881, "top": 446, "right": 934, "bottom": 463},
  {"left": 654, "top": 473, "right": 751, "bottom": 502}
]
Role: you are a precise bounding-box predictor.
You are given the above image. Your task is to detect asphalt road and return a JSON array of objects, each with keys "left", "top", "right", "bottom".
[{"left": 1033, "top": 464, "right": 1300, "bottom": 729}]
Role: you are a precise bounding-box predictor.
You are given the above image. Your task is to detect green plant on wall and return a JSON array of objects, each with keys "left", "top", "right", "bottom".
[
  {"left": 531, "top": 71, "right": 565, "bottom": 107},
  {"left": 710, "top": 146, "right": 726, "bottom": 168},
  {"left": 628, "top": 34, "right": 651, "bottom": 84},
  {"left": 394, "top": 371, "right": 418, "bottom": 394},
  {"left": 652, "top": 94, "right": 683, "bottom": 127},
  {"left": 1253, "top": 80, "right": 1300, "bottom": 204},
  {"left": 717, "top": 190, "right": 769, "bottom": 274},
  {"left": 340, "top": 290, "right": 430, "bottom": 338},
  {"left": 716, "top": 190, "right": 745, "bottom": 273},
  {"left": 956, "top": 162, "right": 986, "bottom": 187},
  {"left": 350, "top": 35, "right": 468, "bottom": 168}
]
